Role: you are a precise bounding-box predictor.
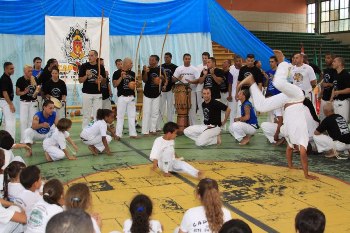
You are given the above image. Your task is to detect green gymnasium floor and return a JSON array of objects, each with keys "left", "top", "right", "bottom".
[{"left": 13, "top": 117, "right": 350, "bottom": 233}]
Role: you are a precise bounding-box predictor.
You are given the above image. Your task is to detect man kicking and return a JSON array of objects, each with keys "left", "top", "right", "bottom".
[{"left": 238, "top": 50, "right": 318, "bottom": 180}]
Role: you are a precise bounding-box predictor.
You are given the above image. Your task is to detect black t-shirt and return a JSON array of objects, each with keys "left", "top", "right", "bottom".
[
  {"left": 42, "top": 79, "right": 67, "bottom": 100},
  {"left": 238, "top": 66, "right": 263, "bottom": 85},
  {"left": 113, "top": 69, "right": 136, "bottom": 97},
  {"left": 162, "top": 63, "right": 178, "bottom": 92},
  {"left": 317, "top": 114, "right": 350, "bottom": 144},
  {"left": 220, "top": 70, "right": 230, "bottom": 93},
  {"left": 333, "top": 69, "right": 350, "bottom": 100},
  {"left": 322, "top": 67, "right": 337, "bottom": 101},
  {"left": 0, "top": 73, "right": 14, "bottom": 101},
  {"left": 202, "top": 99, "right": 228, "bottom": 126},
  {"left": 79, "top": 62, "right": 106, "bottom": 94},
  {"left": 142, "top": 66, "right": 164, "bottom": 98},
  {"left": 16, "top": 76, "right": 37, "bottom": 101},
  {"left": 200, "top": 68, "right": 224, "bottom": 99},
  {"left": 101, "top": 77, "right": 111, "bottom": 100},
  {"left": 38, "top": 68, "right": 52, "bottom": 86}
]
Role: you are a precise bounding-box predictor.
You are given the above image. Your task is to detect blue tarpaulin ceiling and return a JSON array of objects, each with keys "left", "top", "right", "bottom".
[{"left": 0, "top": 0, "right": 273, "bottom": 69}]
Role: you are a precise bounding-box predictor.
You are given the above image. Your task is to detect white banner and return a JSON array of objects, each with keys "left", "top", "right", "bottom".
[{"left": 45, "top": 16, "right": 110, "bottom": 84}]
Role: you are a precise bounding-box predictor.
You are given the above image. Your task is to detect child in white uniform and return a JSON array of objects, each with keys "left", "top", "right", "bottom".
[
  {"left": 43, "top": 118, "right": 78, "bottom": 161},
  {"left": 26, "top": 179, "right": 64, "bottom": 233},
  {"left": 3, "top": 161, "right": 26, "bottom": 202},
  {"left": 80, "top": 109, "right": 117, "bottom": 156},
  {"left": 122, "top": 194, "right": 162, "bottom": 233},
  {"left": 150, "top": 122, "right": 203, "bottom": 179}
]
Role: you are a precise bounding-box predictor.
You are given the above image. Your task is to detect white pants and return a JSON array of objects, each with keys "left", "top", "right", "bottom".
[
  {"left": 142, "top": 96, "right": 160, "bottom": 134},
  {"left": 319, "top": 99, "right": 329, "bottom": 121},
  {"left": 23, "top": 128, "right": 48, "bottom": 144},
  {"left": 116, "top": 96, "right": 137, "bottom": 137},
  {"left": 0, "top": 205, "right": 23, "bottom": 233},
  {"left": 184, "top": 125, "right": 220, "bottom": 146},
  {"left": 82, "top": 135, "right": 112, "bottom": 152},
  {"left": 82, "top": 93, "right": 102, "bottom": 129},
  {"left": 19, "top": 101, "right": 37, "bottom": 143},
  {"left": 171, "top": 160, "right": 199, "bottom": 178},
  {"left": 158, "top": 91, "right": 174, "bottom": 128},
  {"left": 261, "top": 122, "right": 285, "bottom": 143},
  {"left": 220, "top": 92, "right": 229, "bottom": 130},
  {"left": 229, "top": 122, "right": 256, "bottom": 142},
  {"left": 333, "top": 99, "right": 349, "bottom": 123},
  {"left": 37, "top": 95, "right": 43, "bottom": 111},
  {"left": 102, "top": 98, "right": 112, "bottom": 110},
  {"left": 55, "top": 106, "right": 66, "bottom": 119},
  {"left": 43, "top": 145, "right": 65, "bottom": 161},
  {"left": 228, "top": 99, "right": 238, "bottom": 125},
  {"left": 0, "top": 99, "right": 16, "bottom": 140},
  {"left": 196, "top": 91, "right": 203, "bottom": 124},
  {"left": 313, "top": 134, "right": 350, "bottom": 153}
]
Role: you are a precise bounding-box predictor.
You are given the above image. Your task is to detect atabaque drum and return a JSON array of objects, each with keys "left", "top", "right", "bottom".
[{"left": 173, "top": 83, "right": 191, "bottom": 115}]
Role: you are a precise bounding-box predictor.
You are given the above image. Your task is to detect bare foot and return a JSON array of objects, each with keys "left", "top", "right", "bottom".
[
  {"left": 305, "top": 174, "right": 319, "bottom": 180},
  {"left": 88, "top": 145, "right": 98, "bottom": 156},
  {"left": 44, "top": 152, "right": 52, "bottom": 162},
  {"left": 197, "top": 171, "right": 205, "bottom": 180},
  {"left": 217, "top": 134, "right": 222, "bottom": 145},
  {"left": 239, "top": 136, "right": 251, "bottom": 145}
]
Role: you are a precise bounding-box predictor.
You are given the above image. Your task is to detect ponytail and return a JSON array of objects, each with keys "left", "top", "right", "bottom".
[
  {"left": 197, "top": 178, "right": 224, "bottom": 232},
  {"left": 43, "top": 179, "right": 64, "bottom": 207},
  {"left": 3, "top": 161, "right": 26, "bottom": 201},
  {"left": 129, "top": 194, "right": 152, "bottom": 233}
]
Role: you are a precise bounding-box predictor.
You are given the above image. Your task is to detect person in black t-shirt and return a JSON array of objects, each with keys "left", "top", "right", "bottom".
[
  {"left": 159, "top": 52, "right": 177, "bottom": 125},
  {"left": 79, "top": 50, "right": 106, "bottom": 129},
  {"left": 319, "top": 53, "right": 337, "bottom": 121},
  {"left": 16, "top": 65, "right": 41, "bottom": 143},
  {"left": 0, "top": 62, "right": 16, "bottom": 139},
  {"left": 330, "top": 57, "right": 350, "bottom": 123},
  {"left": 313, "top": 102, "right": 350, "bottom": 157},
  {"left": 113, "top": 57, "right": 138, "bottom": 139},
  {"left": 32, "top": 57, "right": 44, "bottom": 111},
  {"left": 141, "top": 55, "right": 167, "bottom": 135},
  {"left": 42, "top": 66, "right": 67, "bottom": 119},
  {"left": 236, "top": 54, "right": 263, "bottom": 97},
  {"left": 221, "top": 59, "right": 232, "bottom": 130},
  {"left": 197, "top": 57, "right": 224, "bottom": 100},
  {"left": 184, "top": 87, "right": 230, "bottom": 147}
]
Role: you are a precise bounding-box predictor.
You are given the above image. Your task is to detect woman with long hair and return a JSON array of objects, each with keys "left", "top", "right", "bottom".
[{"left": 178, "top": 178, "right": 231, "bottom": 233}]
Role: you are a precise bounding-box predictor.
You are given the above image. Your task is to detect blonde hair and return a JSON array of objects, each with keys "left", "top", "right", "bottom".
[
  {"left": 197, "top": 178, "right": 224, "bottom": 232},
  {"left": 24, "top": 64, "right": 37, "bottom": 86},
  {"left": 65, "top": 183, "right": 91, "bottom": 211}
]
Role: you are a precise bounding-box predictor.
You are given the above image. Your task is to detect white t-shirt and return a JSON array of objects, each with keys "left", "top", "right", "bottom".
[
  {"left": 0, "top": 202, "right": 15, "bottom": 224},
  {"left": 43, "top": 128, "right": 70, "bottom": 150},
  {"left": 123, "top": 219, "right": 162, "bottom": 233},
  {"left": 8, "top": 182, "right": 26, "bottom": 203},
  {"left": 26, "top": 200, "right": 63, "bottom": 233},
  {"left": 80, "top": 120, "right": 107, "bottom": 140},
  {"left": 180, "top": 206, "right": 231, "bottom": 233},
  {"left": 196, "top": 64, "right": 207, "bottom": 92},
  {"left": 15, "top": 189, "right": 43, "bottom": 218},
  {"left": 150, "top": 137, "right": 175, "bottom": 173},
  {"left": 229, "top": 65, "right": 240, "bottom": 97},
  {"left": 173, "top": 65, "right": 199, "bottom": 92},
  {"left": 291, "top": 64, "right": 316, "bottom": 93}
]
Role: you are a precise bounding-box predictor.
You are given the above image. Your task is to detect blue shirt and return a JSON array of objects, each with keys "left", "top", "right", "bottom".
[
  {"left": 265, "top": 69, "right": 281, "bottom": 96},
  {"left": 241, "top": 100, "right": 258, "bottom": 125},
  {"left": 35, "top": 111, "right": 56, "bottom": 134}
]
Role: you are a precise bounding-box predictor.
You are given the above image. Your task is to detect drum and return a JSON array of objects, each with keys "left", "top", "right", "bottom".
[
  {"left": 50, "top": 97, "right": 62, "bottom": 109},
  {"left": 173, "top": 84, "right": 191, "bottom": 134}
]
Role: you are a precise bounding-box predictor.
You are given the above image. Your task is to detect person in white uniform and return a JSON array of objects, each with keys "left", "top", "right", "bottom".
[
  {"left": 238, "top": 50, "right": 318, "bottom": 180},
  {"left": 184, "top": 87, "right": 230, "bottom": 147},
  {"left": 290, "top": 53, "right": 317, "bottom": 103},
  {"left": 0, "top": 198, "right": 26, "bottom": 233},
  {"left": 261, "top": 107, "right": 285, "bottom": 144},
  {"left": 313, "top": 102, "right": 350, "bottom": 157},
  {"left": 0, "top": 62, "right": 16, "bottom": 140},
  {"left": 113, "top": 58, "right": 138, "bottom": 139},
  {"left": 173, "top": 53, "right": 200, "bottom": 126},
  {"left": 330, "top": 57, "right": 350, "bottom": 123},
  {"left": 150, "top": 122, "right": 203, "bottom": 178},
  {"left": 16, "top": 65, "right": 41, "bottom": 143},
  {"left": 79, "top": 50, "right": 106, "bottom": 129},
  {"left": 177, "top": 178, "right": 231, "bottom": 233},
  {"left": 122, "top": 194, "right": 162, "bottom": 233},
  {"left": 3, "top": 161, "right": 26, "bottom": 203},
  {"left": 196, "top": 52, "right": 210, "bottom": 124},
  {"left": 43, "top": 118, "right": 78, "bottom": 161},
  {"left": 26, "top": 179, "right": 64, "bottom": 233},
  {"left": 80, "top": 109, "right": 116, "bottom": 156},
  {"left": 228, "top": 56, "right": 242, "bottom": 123}
]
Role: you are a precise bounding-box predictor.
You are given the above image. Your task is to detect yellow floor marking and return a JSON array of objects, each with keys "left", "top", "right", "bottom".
[{"left": 66, "top": 161, "right": 350, "bottom": 233}]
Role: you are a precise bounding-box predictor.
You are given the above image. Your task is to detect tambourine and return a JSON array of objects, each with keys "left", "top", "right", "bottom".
[{"left": 50, "top": 97, "right": 62, "bottom": 109}]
